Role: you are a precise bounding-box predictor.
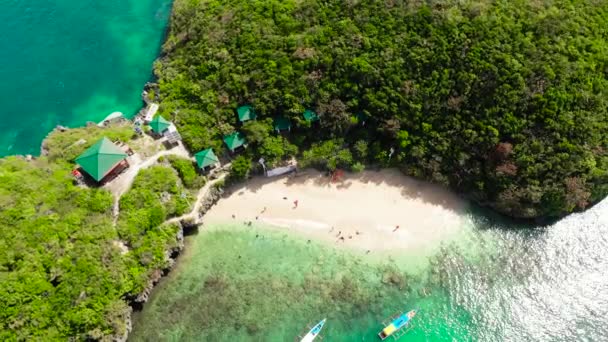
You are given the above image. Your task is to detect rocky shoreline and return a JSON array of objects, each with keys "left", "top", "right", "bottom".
[
  {"left": 116, "top": 182, "right": 225, "bottom": 341},
  {"left": 31, "top": 81, "right": 223, "bottom": 341},
  {"left": 39, "top": 82, "right": 160, "bottom": 158},
  {"left": 129, "top": 184, "right": 224, "bottom": 304}
]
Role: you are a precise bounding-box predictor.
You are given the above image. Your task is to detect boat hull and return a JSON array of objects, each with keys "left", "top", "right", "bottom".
[
  {"left": 300, "top": 318, "right": 326, "bottom": 342},
  {"left": 378, "top": 310, "right": 416, "bottom": 340}
]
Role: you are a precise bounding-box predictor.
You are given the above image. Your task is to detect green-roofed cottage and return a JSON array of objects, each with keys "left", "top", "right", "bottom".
[
  {"left": 75, "top": 137, "right": 129, "bottom": 182},
  {"left": 195, "top": 148, "right": 220, "bottom": 170},
  {"left": 355, "top": 112, "right": 369, "bottom": 126},
  {"left": 149, "top": 115, "right": 172, "bottom": 135},
  {"left": 273, "top": 117, "right": 291, "bottom": 132},
  {"left": 223, "top": 132, "right": 247, "bottom": 152},
  {"left": 237, "top": 105, "right": 257, "bottom": 122},
  {"left": 303, "top": 109, "right": 319, "bottom": 122}
]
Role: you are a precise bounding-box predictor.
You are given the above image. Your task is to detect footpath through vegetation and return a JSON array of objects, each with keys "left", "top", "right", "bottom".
[
  {"left": 0, "top": 123, "right": 226, "bottom": 340},
  {"left": 3, "top": 0, "right": 608, "bottom": 340}
]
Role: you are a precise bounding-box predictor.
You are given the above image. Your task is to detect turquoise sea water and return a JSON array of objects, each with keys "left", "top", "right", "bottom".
[
  {"left": 131, "top": 200, "right": 608, "bottom": 341},
  {"left": 0, "top": 0, "right": 172, "bottom": 156},
  {"left": 4, "top": 2, "right": 607, "bottom": 340}
]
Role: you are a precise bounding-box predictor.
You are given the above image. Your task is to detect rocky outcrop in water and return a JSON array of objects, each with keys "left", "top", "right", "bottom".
[
  {"left": 198, "top": 186, "right": 224, "bottom": 217},
  {"left": 39, "top": 125, "right": 69, "bottom": 156},
  {"left": 142, "top": 82, "right": 160, "bottom": 105}
]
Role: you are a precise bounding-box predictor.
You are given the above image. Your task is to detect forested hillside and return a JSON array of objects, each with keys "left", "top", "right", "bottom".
[
  {"left": 156, "top": 0, "right": 608, "bottom": 219},
  {"left": 0, "top": 126, "right": 190, "bottom": 340}
]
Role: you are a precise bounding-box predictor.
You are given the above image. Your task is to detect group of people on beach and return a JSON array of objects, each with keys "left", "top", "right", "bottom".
[
  {"left": 331, "top": 227, "right": 362, "bottom": 241},
  {"left": 229, "top": 194, "right": 401, "bottom": 255},
  {"left": 231, "top": 195, "right": 300, "bottom": 224},
  {"left": 329, "top": 227, "right": 374, "bottom": 254}
]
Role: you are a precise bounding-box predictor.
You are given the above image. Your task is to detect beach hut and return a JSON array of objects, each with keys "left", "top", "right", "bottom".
[
  {"left": 149, "top": 115, "right": 172, "bottom": 135},
  {"left": 303, "top": 109, "right": 319, "bottom": 123},
  {"left": 355, "top": 112, "right": 369, "bottom": 126},
  {"left": 75, "top": 137, "right": 129, "bottom": 183},
  {"left": 223, "top": 132, "right": 247, "bottom": 153},
  {"left": 273, "top": 117, "right": 292, "bottom": 133},
  {"left": 195, "top": 148, "right": 220, "bottom": 171},
  {"left": 237, "top": 105, "right": 257, "bottom": 123}
]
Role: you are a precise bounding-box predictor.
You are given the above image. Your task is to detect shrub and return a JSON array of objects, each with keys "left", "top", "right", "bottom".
[
  {"left": 353, "top": 140, "right": 368, "bottom": 161},
  {"left": 230, "top": 155, "right": 252, "bottom": 181},
  {"left": 351, "top": 162, "right": 365, "bottom": 173},
  {"left": 259, "top": 136, "right": 298, "bottom": 167},
  {"left": 44, "top": 123, "right": 134, "bottom": 162},
  {"left": 168, "top": 156, "right": 206, "bottom": 189},
  {"left": 301, "top": 139, "right": 353, "bottom": 171},
  {"left": 212, "top": 179, "right": 225, "bottom": 190}
]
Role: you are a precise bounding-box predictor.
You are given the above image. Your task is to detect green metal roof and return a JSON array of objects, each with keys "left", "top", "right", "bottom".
[
  {"left": 356, "top": 112, "right": 369, "bottom": 121},
  {"left": 195, "top": 148, "right": 220, "bottom": 169},
  {"left": 149, "top": 115, "right": 171, "bottom": 133},
  {"left": 223, "top": 132, "right": 247, "bottom": 151},
  {"left": 237, "top": 105, "right": 257, "bottom": 122},
  {"left": 75, "top": 137, "right": 127, "bottom": 181},
  {"left": 303, "top": 109, "right": 319, "bottom": 122},
  {"left": 273, "top": 117, "right": 291, "bottom": 131}
]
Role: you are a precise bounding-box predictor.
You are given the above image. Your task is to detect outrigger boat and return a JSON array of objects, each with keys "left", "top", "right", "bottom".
[
  {"left": 300, "top": 318, "right": 326, "bottom": 342},
  {"left": 378, "top": 309, "right": 417, "bottom": 340}
]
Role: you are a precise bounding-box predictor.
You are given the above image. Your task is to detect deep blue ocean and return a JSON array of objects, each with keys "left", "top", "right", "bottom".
[{"left": 0, "top": 0, "right": 172, "bottom": 156}]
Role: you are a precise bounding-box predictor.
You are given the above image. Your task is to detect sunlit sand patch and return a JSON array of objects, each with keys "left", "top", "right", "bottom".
[{"left": 204, "top": 169, "right": 469, "bottom": 254}]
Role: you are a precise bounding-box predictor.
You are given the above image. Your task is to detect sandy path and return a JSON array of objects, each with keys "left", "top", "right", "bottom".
[
  {"left": 166, "top": 171, "right": 228, "bottom": 225},
  {"left": 204, "top": 169, "right": 469, "bottom": 253},
  {"left": 105, "top": 141, "right": 191, "bottom": 219},
  {"left": 105, "top": 142, "right": 190, "bottom": 198}
]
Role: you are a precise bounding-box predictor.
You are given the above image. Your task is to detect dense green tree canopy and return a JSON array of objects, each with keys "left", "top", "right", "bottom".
[
  {"left": 3, "top": 0, "right": 608, "bottom": 339},
  {"left": 157, "top": 0, "right": 608, "bottom": 218},
  {"left": 0, "top": 126, "right": 191, "bottom": 340}
]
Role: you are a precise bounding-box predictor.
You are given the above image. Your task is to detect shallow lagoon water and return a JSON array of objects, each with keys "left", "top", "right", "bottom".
[
  {"left": 0, "top": 0, "right": 172, "bottom": 156},
  {"left": 5, "top": 1, "right": 607, "bottom": 340},
  {"left": 131, "top": 199, "right": 608, "bottom": 341}
]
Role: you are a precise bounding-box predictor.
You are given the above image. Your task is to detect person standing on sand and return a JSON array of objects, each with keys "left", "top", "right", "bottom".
[{"left": 293, "top": 199, "right": 299, "bottom": 208}]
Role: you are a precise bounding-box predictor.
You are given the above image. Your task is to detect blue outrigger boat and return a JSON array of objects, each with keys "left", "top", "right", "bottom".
[
  {"left": 300, "top": 318, "right": 326, "bottom": 342},
  {"left": 378, "top": 309, "right": 417, "bottom": 340}
]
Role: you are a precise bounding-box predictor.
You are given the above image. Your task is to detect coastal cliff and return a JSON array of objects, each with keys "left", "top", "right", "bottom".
[{"left": 0, "top": 121, "right": 229, "bottom": 340}]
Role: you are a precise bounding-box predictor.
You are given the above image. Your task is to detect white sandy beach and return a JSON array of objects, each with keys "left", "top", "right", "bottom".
[{"left": 204, "top": 169, "right": 469, "bottom": 252}]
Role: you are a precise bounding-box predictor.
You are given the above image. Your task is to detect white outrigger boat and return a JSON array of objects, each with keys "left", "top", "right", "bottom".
[{"left": 300, "top": 318, "right": 326, "bottom": 342}]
